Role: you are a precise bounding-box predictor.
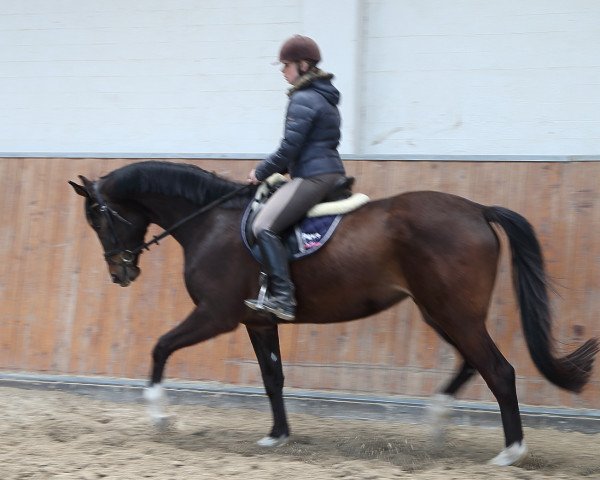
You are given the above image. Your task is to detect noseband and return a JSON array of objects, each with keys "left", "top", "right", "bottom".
[{"left": 91, "top": 182, "right": 252, "bottom": 268}]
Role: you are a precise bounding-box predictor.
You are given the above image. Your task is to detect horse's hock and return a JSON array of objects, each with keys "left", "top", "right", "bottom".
[{"left": 1, "top": 156, "right": 599, "bottom": 412}]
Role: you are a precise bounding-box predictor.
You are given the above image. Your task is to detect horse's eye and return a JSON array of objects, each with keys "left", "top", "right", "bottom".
[{"left": 86, "top": 212, "right": 102, "bottom": 231}]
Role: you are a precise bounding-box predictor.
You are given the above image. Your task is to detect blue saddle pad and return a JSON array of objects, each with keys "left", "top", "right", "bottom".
[{"left": 241, "top": 202, "right": 342, "bottom": 262}]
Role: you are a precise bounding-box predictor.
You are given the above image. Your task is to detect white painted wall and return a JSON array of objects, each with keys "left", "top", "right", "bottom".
[
  {"left": 0, "top": 0, "right": 304, "bottom": 154},
  {"left": 1, "top": 0, "right": 599, "bottom": 156},
  {"left": 362, "top": 0, "right": 600, "bottom": 155}
]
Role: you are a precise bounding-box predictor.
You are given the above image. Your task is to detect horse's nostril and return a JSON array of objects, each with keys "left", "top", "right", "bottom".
[{"left": 111, "top": 273, "right": 119, "bottom": 283}]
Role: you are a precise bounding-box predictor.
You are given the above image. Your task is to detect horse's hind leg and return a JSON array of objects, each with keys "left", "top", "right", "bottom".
[
  {"left": 246, "top": 325, "right": 290, "bottom": 447},
  {"left": 446, "top": 323, "right": 527, "bottom": 465},
  {"left": 421, "top": 313, "right": 477, "bottom": 436},
  {"left": 427, "top": 360, "right": 476, "bottom": 442},
  {"left": 420, "top": 303, "right": 526, "bottom": 464},
  {"left": 422, "top": 312, "right": 477, "bottom": 396},
  {"left": 440, "top": 360, "right": 477, "bottom": 396}
]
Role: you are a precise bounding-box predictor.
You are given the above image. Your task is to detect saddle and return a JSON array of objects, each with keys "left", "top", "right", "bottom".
[{"left": 241, "top": 174, "right": 370, "bottom": 262}]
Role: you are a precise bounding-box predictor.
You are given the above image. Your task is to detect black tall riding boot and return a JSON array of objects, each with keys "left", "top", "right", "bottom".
[{"left": 245, "top": 230, "right": 296, "bottom": 321}]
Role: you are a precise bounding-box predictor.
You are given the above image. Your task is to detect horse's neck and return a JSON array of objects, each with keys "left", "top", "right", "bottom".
[
  {"left": 136, "top": 195, "right": 196, "bottom": 227},
  {"left": 134, "top": 194, "right": 232, "bottom": 250}
]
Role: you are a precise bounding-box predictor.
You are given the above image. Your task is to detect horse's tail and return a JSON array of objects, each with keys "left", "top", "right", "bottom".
[{"left": 484, "top": 205, "right": 599, "bottom": 393}]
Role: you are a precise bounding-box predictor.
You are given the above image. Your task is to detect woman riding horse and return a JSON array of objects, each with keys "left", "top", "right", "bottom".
[{"left": 245, "top": 35, "right": 346, "bottom": 321}]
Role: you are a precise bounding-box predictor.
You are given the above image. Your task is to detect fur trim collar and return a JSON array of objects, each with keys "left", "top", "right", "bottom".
[{"left": 287, "top": 68, "right": 334, "bottom": 96}]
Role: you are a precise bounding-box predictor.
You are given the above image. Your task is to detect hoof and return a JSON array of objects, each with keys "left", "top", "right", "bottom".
[
  {"left": 144, "top": 384, "right": 166, "bottom": 402},
  {"left": 151, "top": 414, "right": 176, "bottom": 432},
  {"left": 257, "top": 435, "right": 289, "bottom": 448},
  {"left": 430, "top": 424, "right": 446, "bottom": 448},
  {"left": 489, "top": 441, "right": 528, "bottom": 466},
  {"left": 427, "top": 393, "right": 453, "bottom": 445},
  {"left": 427, "top": 393, "right": 453, "bottom": 420}
]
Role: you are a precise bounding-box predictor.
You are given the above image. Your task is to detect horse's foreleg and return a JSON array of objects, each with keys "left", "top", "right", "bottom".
[
  {"left": 143, "top": 382, "right": 170, "bottom": 428},
  {"left": 145, "top": 306, "right": 237, "bottom": 427},
  {"left": 246, "top": 324, "right": 290, "bottom": 447}
]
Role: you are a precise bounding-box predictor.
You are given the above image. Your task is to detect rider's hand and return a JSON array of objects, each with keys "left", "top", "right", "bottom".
[{"left": 247, "top": 169, "right": 260, "bottom": 185}]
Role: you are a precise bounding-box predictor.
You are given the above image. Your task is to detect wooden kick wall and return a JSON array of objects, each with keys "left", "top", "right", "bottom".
[{"left": 0, "top": 157, "right": 598, "bottom": 409}]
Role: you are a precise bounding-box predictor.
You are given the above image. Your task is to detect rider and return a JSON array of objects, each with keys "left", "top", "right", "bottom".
[{"left": 245, "top": 35, "right": 346, "bottom": 321}]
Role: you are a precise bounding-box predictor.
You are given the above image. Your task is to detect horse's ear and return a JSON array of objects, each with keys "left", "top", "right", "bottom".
[
  {"left": 69, "top": 179, "right": 90, "bottom": 198},
  {"left": 78, "top": 175, "right": 94, "bottom": 188}
]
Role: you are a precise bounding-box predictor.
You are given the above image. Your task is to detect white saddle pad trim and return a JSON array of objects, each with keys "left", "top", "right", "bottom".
[
  {"left": 256, "top": 174, "right": 370, "bottom": 217},
  {"left": 307, "top": 193, "right": 370, "bottom": 217}
]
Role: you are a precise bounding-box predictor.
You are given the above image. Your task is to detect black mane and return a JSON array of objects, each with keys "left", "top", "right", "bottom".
[{"left": 100, "top": 161, "right": 254, "bottom": 208}]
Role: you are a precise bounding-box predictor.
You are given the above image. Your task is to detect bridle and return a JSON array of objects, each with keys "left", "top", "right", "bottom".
[
  {"left": 91, "top": 183, "right": 137, "bottom": 267},
  {"left": 91, "top": 182, "right": 252, "bottom": 269}
]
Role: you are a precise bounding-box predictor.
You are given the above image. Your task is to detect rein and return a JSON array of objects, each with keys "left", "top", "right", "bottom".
[
  {"left": 97, "top": 183, "right": 252, "bottom": 264},
  {"left": 132, "top": 183, "right": 253, "bottom": 255}
]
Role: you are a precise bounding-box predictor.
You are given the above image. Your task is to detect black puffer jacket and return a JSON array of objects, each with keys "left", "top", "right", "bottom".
[{"left": 255, "top": 70, "right": 345, "bottom": 181}]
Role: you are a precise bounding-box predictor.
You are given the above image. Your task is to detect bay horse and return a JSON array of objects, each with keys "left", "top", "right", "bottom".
[{"left": 69, "top": 160, "right": 598, "bottom": 466}]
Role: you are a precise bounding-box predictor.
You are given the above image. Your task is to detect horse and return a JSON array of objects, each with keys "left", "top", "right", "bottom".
[{"left": 69, "top": 160, "right": 598, "bottom": 466}]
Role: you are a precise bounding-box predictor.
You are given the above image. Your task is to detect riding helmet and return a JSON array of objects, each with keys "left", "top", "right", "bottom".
[{"left": 279, "top": 35, "right": 321, "bottom": 64}]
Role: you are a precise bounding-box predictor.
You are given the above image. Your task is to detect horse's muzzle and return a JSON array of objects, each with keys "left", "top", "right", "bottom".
[{"left": 109, "top": 264, "right": 141, "bottom": 287}]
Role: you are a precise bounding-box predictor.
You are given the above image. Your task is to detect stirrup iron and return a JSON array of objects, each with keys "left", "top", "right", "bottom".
[
  {"left": 245, "top": 272, "right": 270, "bottom": 312},
  {"left": 257, "top": 271, "right": 268, "bottom": 308}
]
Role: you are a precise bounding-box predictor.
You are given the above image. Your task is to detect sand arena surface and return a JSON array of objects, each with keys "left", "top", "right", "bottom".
[{"left": 0, "top": 386, "right": 598, "bottom": 479}]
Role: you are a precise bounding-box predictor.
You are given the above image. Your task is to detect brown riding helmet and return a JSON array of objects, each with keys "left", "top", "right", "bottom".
[{"left": 279, "top": 35, "right": 321, "bottom": 64}]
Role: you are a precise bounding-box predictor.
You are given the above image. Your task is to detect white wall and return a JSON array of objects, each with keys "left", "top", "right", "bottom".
[
  {"left": 0, "top": 0, "right": 303, "bottom": 154},
  {"left": 363, "top": 0, "right": 600, "bottom": 155},
  {"left": 1, "top": 0, "right": 599, "bottom": 156}
]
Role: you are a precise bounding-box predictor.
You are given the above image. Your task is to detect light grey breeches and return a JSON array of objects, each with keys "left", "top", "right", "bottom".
[{"left": 252, "top": 173, "right": 344, "bottom": 238}]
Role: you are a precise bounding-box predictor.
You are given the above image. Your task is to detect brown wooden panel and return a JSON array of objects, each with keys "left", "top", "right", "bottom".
[{"left": 0, "top": 157, "right": 598, "bottom": 409}]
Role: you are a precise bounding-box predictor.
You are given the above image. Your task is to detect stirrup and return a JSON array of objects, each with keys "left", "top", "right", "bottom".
[
  {"left": 245, "top": 298, "right": 266, "bottom": 312},
  {"left": 245, "top": 271, "right": 268, "bottom": 312},
  {"left": 245, "top": 271, "right": 296, "bottom": 321},
  {"left": 247, "top": 272, "right": 269, "bottom": 310}
]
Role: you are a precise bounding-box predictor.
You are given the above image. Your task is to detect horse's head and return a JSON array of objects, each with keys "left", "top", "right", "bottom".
[{"left": 69, "top": 176, "right": 147, "bottom": 287}]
